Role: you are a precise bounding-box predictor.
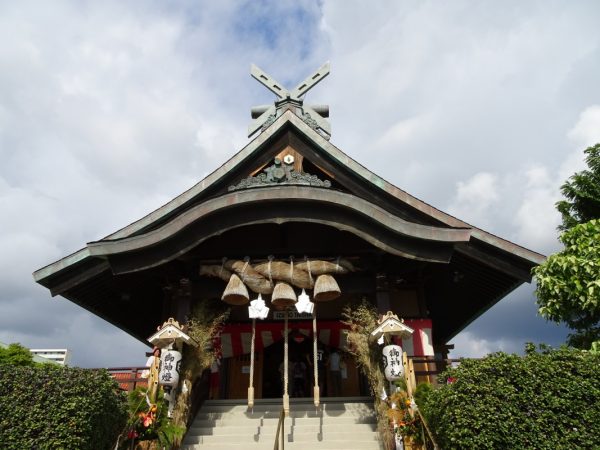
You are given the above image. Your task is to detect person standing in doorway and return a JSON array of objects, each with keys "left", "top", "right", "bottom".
[
  {"left": 292, "top": 355, "right": 307, "bottom": 397},
  {"left": 328, "top": 348, "right": 342, "bottom": 397},
  {"left": 141, "top": 346, "right": 161, "bottom": 402}
]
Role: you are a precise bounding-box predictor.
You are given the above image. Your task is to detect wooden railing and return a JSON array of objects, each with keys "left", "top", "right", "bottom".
[
  {"left": 106, "top": 366, "right": 148, "bottom": 391},
  {"left": 408, "top": 356, "right": 465, "bottom": 384}
]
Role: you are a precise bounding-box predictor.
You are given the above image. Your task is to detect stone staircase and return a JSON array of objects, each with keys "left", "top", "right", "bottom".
[{"left": 181, "top": 397, "right": 383, "bottom": 450}]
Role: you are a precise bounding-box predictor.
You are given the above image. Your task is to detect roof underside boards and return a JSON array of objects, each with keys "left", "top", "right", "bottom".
[
  {"left": 33, "top": 107, "right": 545, "bottom": 345},
  {"left": 425, "top": 249, "right": 524, "bottom": 343},
  {"left": 41, "top": 223, "right": 531, "bottom": 346}
]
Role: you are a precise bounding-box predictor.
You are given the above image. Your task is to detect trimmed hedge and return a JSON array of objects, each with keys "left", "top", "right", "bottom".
[
  {"left": 0, "top": 365, "right": 127, "bottom": 450},
  {"left": 420, "top": 345, "right": 600, "bottom": 449}
]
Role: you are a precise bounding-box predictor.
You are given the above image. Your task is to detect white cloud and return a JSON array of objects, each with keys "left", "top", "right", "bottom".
[
  {"left": 447, "top": 172, "right": 499, "bottom": 228},
  {"left": 554, "top": 104, "right": 600, "bottom": 187},
  {"left": 1, "top": 1, "right": 599, "bottom": 367},
  {"left": 511, "top": 105, "right": 600, "bottom": 253},
  {"left": 513, "top": 166, "right": 561, "bottom": 253},
  {"left": 448, "top": 331, "right": 520, "bottom": 359},
  {"left": 567, "top": 105, "right": 600, "bottom": 149},
  {"left": 374, "top": 115, "right": 430, "bottom": 153}
]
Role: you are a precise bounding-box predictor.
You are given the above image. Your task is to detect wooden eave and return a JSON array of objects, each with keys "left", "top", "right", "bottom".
[
  {"left": 34, "top": 109, "right": 543, "bottom": 287},
  {"left": 32, "top": 107, "right": 546, "bottom": 347}
]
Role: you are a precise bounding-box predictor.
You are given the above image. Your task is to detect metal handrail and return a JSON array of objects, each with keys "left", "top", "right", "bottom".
[{"left": 273, "top": 408, "right": 285, "bottom": 450}]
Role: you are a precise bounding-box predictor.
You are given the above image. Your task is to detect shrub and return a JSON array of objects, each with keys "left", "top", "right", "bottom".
[
  {"left": 0, "top": 365, "right": 127, "bottom": 450},
  {"left": 0, "top": 343, "right": 37, "bottom": 366},
  {"left": 420, "top": 345, "right": 600, "bottom": 449}
]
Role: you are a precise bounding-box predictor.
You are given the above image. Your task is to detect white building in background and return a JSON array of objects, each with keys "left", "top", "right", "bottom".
[{"left": 29, "top": 349, "right": 71, "bottom": 366}]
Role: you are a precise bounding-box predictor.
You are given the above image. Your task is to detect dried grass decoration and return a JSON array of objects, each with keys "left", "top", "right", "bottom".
[
  {"left": 271, "top": 282, "right": 297, "bottom": 309},
  {"left": 221, "top": 273, "right": 250, "bottom": 305},
  {"left": 313, "top": 274, "right": 341, "bottom": 302}
]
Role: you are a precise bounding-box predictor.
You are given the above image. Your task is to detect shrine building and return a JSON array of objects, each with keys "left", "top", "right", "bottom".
[{"left": 33, "top": 63, "right": 543, "bottom": 402}]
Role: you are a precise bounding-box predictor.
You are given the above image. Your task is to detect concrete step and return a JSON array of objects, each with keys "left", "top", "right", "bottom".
[
  {"left": 189, "top": 414, "right": 377, "bottom": 429},
  {"left": 192, "top": 408, "right": 376, "bottom": 421},
  {"left": 182, "top": 441, "right": 383, "bottom": 450},
  {"left": 190, "top": 413, "right": 377, "bottom": 426},
  {"left": 188, "top": 431, "right": 380, "bottom": 445},
  {"left": 182, "top": 398, "right": 382, "bottom": 449},
  {"left": 198, "top": 401, "right": 375, "bottom": 414},
  {"left": 189, "top": 422, "right": 377, "bottom": 436},
  {"left": 201, "top": 396, "right": 372, "bottom": 406}
]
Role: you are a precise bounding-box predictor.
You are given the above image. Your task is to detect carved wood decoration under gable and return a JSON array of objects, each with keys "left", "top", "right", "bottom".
[{"left": 228, "top": 153, "right": 332, "bottom": 192}]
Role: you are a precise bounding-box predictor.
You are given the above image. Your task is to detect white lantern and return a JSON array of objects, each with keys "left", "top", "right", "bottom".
[
  {"left": 158, "top": 349, "right": 182, "bottom": 387},
  {"left": 382, "top": 344, "right": 403, "bottom": 381}
]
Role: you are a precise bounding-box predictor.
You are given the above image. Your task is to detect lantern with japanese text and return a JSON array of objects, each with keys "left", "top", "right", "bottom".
[
  {"left": 158, "top": 349, "right": 182, "bottom": 387},
  {"left": 382, "top": 344, "right": 403, "bottom": 381}
]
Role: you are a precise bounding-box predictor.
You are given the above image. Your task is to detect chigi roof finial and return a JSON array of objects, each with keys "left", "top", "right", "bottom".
[{"left": 248, "top": 62, "right": 331, "bottom": 140}]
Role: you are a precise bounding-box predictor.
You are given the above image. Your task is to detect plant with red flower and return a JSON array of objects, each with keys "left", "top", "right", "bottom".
[{"left": 119, "top": 387, "right": 184, "bottom": 450}]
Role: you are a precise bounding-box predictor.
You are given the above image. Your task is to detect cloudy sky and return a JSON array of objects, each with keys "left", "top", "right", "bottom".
[{"left": 2, "top": 1, "right": 600, "bottom": 368}]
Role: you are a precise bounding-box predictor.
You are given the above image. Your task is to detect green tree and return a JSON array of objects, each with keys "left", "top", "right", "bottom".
[
  {"left": 0, "top": 343, "right": 36, "bottom": 366},
  {"left": 533, "top": 143, "right": 600, "bottom": 349},
  {"left": 533, "top": 219, "right": 600, "bottom": 348},
  {"left": 556, "top": 143, "right": 600, "bottom": 230}
]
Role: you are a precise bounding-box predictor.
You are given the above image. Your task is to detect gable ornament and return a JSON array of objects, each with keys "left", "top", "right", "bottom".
[
  {"left": 228, "top": 157, "right": 331, "bottom": 192},
  {"left": 249, "top": 62, "right": 331, "bottom": 139}
]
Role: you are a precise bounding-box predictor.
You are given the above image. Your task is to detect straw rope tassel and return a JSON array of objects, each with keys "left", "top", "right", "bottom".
[
  {"left": 283, "top": 310, "right": 290, "bottom": 416},
  {"left": 248, "top": 318, "right": 256, "bottom": 409},
  {"left": 313, "top": 303, "right": 319, "bottom": 408}
]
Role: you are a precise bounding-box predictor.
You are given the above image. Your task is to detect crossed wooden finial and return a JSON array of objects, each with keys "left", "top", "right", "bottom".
[{"left": 248, "top": 62, "right": 331, "bottom": 139}]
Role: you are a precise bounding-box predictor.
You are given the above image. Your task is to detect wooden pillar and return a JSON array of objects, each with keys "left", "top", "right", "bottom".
[
  {"left": 174, "top": 278, "right": 192, "bottom": 323},
  {"left": 162, "top": 285, "right": 172, "bottom": 321},
  {"left": 375, "top": 273, "right": 391, "bottom": 315}
]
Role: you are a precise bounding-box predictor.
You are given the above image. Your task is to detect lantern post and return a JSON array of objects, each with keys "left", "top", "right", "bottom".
[
  {"left": 147, "top": 318, "right": 199, "bottom": 417},
  {"left": 370, "top": 312, "right": 414, "bottom": 393},
  {"left": 371, "top": 312, "right": 415, "bottom": 449}
]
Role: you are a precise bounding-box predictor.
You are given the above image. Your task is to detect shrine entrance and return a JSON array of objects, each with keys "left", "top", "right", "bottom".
[
  {"left": 261, "top": 335, "right": 311, "bottom": 399},
  {"left": 218, "top": 318, "right": 369, "bottom": 401}
]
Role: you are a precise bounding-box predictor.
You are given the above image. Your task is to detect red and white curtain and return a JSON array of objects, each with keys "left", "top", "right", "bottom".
[{"left": 215, "top": 319, "right": 433, "bottom": 359}]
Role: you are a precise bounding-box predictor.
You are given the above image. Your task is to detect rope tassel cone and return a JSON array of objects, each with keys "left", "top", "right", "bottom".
[
  {"left": 271, "top": 282, "right": 297, "bottom": 309},
  {"left": 313, "top": 274, "right": 341, "bottom": 302},
  {"left": 221, "top": 273, "right": 250, "bottom": 305}
]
